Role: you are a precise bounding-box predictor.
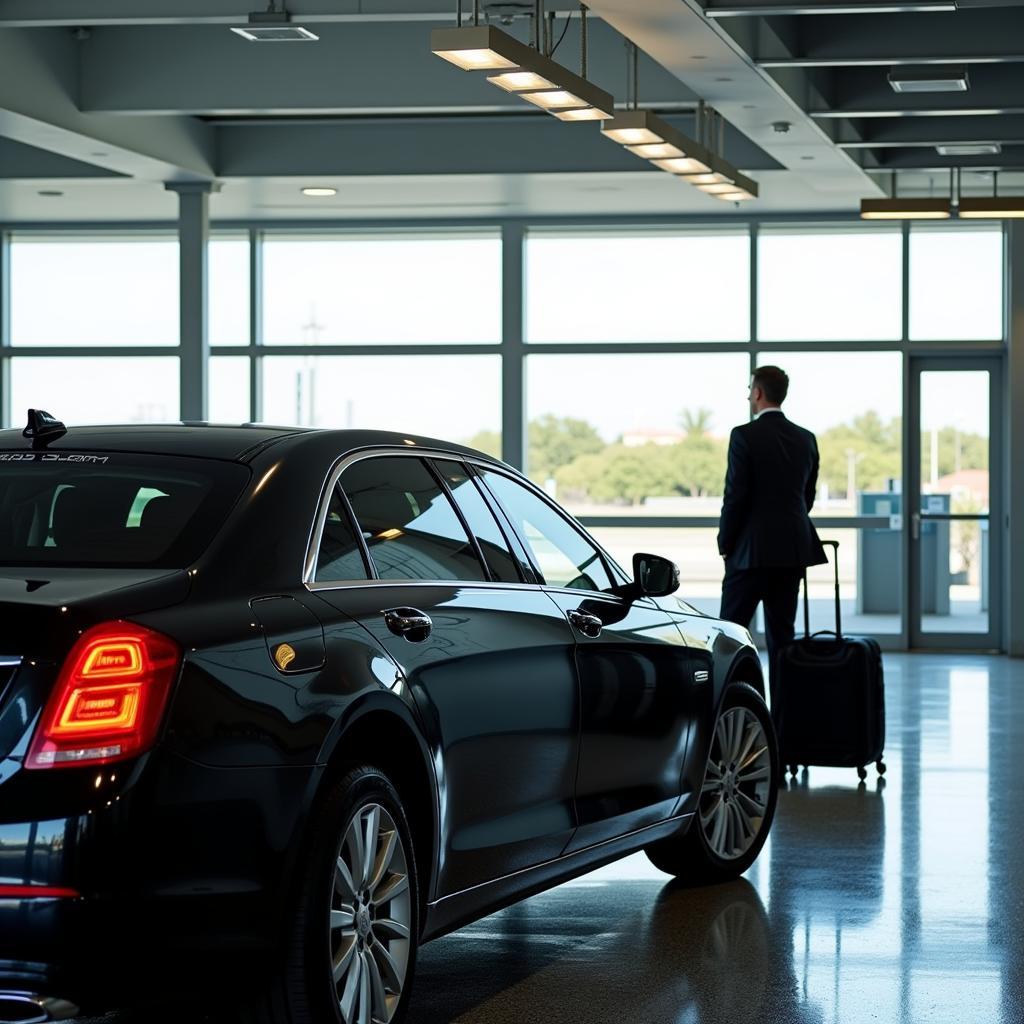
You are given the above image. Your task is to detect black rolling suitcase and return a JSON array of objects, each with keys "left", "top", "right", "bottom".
[{"left": 777, "top": 540, "right": 886, "bottom": 781}]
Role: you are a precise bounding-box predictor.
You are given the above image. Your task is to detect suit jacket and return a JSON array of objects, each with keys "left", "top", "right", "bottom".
[{"left": 717, "top": 411, "right": 827, "bottom": 571}]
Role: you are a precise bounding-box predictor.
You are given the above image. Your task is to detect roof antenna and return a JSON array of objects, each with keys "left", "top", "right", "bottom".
[{"left": 23, "top": 409, "right": 67, "bottom": 449}]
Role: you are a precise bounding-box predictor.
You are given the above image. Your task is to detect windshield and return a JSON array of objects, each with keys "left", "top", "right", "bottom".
[{"left": 0, "top": 451, "right": 250, "bottom": 568}]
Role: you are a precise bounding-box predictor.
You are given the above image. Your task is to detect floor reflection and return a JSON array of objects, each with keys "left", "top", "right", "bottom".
[
  {"left": 410, "top": 653, "right": 1017, "bottom": 1024},
  {"left": 77, "top": 653, "right": 1018, "bottom": 1024}
]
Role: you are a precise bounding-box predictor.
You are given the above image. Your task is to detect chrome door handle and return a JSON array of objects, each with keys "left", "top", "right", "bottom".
[
  {"left": 383, "top": 607, "right": 432, "bottom": 642},
  {"left": 567, "top": 609, "right": 603, "bottom": 639},
  {"left": 912, "top": 513, "right": 921, "bottom": 541}
]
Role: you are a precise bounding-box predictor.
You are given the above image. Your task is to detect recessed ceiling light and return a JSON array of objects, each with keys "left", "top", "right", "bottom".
[
  {"left": 231, "top": 6, "right": 318, "bottom": 41},
  {"left": 38, "top": 190, "right": 64, "bottom": 197},
  {"left": 715, "top": 77, "right": 733, "bottom": 82},
  {"left": 301, "top": 187, "right": 337, "bottom": 197},
  {"left": 888, "top": 68, "right": 968, "bottom": 93},
  {"left": 936, "top": 143, "right": 1001, "bottom": 156}
]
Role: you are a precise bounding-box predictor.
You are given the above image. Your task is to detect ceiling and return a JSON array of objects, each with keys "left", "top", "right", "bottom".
[{"left": 0, "top": 0, "right": 1020, "bottom": 221}]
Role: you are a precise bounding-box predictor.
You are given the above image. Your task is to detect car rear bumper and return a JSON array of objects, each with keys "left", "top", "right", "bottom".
[{"left": 0, "top": 752, "right": 319, "bottom": 1008}]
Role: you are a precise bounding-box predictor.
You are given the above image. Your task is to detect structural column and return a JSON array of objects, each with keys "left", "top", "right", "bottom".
[
  {"left": 166, "top": 180, "right": 219, "bottom": 421},
  {"left": 501, "top": 222, "right": 526, "bottom": 471},
  {"left": 1005, "top": 223, "right": 1024, "bottom": 656},
  {"left": 0, "top": 232, "right": 10, "bottom": 429}
]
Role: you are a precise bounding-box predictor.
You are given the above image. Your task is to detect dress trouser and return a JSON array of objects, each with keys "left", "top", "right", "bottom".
[{"left": 720, "top": 566, "right": 804, "bottom": 722}]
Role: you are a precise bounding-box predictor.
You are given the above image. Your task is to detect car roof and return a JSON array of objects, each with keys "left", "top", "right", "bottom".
[{"left": 0, "top": 422, "right": 504, "bottom": 465}]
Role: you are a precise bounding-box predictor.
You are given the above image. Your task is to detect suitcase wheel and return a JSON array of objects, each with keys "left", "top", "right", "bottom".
[
  {"left": 876, "top": 760, "right": 887, "bottom": 776},
  {"left": 857, "top": 766, "right": 868, "bottom": 781},
  {"left": 788, "top": 764, "right": 799, "bottom": 777}
]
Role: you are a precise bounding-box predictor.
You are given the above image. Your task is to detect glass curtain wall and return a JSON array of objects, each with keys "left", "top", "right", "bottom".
[{"left": 1, "top": 221, "right": 1005, "bottom": 643}]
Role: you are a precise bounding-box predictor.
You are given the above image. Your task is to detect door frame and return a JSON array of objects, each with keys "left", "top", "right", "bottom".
[{"left": 906, "top": 355, "right": 1003, "bottom": 650}]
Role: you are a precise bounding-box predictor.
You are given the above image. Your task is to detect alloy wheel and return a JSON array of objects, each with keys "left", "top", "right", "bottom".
[
  {"left": 330, "top": 802, "right": 412, "bottom": 1024},
  {"left": 699, "top": 706, "right": 772, "bottom": 861}
]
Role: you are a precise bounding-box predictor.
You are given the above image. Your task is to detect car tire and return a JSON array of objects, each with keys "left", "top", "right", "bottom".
[
  {"left": 645, "top": 683, "right": 779, "bottom": 885},
  {"left": 245, "top": 765, "right": 419, "bottom": 1024}
]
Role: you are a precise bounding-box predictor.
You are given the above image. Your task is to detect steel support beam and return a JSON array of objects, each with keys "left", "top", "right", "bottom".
[
  {"left": 77, "top": 21, "right": 685, "bottom": 118},
  {"left": 500, "top": 223, "right": 525, "bottom": 472},
  {"left": 0, "top": 29, "right": 215, "bottom": 180},
  {"left": 0, "top": 1, "right": 577, "bottom": 27},
  {"left": 168, "top": 181, "right": 219, "bottom": 420},
  {"left": 1006, "top": 223, "right": 1024, "bottom": 655}
]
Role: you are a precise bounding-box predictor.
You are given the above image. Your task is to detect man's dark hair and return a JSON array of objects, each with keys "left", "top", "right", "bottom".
[{"left": 752, "top": 365, "right": 789, "bottom": 406}]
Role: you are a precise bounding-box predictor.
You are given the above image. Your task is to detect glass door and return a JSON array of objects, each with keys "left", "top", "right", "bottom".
[{"left": 909, "top": 359, "right": 1002, "bottom": 649}]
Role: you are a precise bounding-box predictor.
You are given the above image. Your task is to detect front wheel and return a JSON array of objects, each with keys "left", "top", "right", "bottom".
[
  {"left": 245, "top": 766, "right": 418, "bottom": 1024},
  {"left": 645, "top": 683, "right": 779, "bottom": 885}
]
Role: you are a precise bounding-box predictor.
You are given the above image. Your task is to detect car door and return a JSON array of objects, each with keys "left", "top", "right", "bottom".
[
  {"left": 308, "top": 451, "right": 580, "bottom": 899},
  {"left": 476, "top": 467, "right": 697, "bottom": 852}
]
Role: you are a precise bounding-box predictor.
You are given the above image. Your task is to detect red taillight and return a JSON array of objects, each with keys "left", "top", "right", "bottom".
[
  {"left": 26, "top": 621, "right": 181, "bottom": 770},
  {"left": 0, "top": 885, "right": 80, "bottom": 899}
]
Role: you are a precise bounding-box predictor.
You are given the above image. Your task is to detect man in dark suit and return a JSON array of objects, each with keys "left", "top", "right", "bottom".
[{"left": 718, "top": 365, "right": 826, "bottom": 718}]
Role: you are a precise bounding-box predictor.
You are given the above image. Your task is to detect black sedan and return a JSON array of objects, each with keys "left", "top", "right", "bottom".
[{"left": 0, "top": 417, "right": 778, "bottom": 1024}]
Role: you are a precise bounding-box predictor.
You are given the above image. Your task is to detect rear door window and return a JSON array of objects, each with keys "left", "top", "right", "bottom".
[
  {"left": 0, "top": 453, "right": 249, "bottom": 568},
  {"left": 430, "top": 459, "right": 524, "bottom": 584},
  {"left": 314, "top": 488, "right": 371, "bottom": 583},
  {"left": 340, "top": 456, "right": 486, "bottom": 582}
]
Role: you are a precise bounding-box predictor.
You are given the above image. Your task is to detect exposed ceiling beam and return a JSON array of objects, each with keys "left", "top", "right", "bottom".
[
  {"left": 812, "top": 106, "right": 1024, "bottom": 118},
  {"left": 759, "top": 54, "right": 1024, "bottom": 67},
  {"left": 216, "top": 113, "right": 780, "bottom": 177},
  {"left": 871, "top": 151, "right": 1024, "bottom": 168},
  {"left": 834, "top": 115, "right": 1024, "bottom": 146},
  {"left": 0, "top": 1, "right": 580, "bottom": 28},
  {"left": 751, "top": 8, "right": 1024, "bottom": 66},
  {"left": 0, "top": 137, "right": 125, "bottom": 178},
  {"left": 704, "top": 1, "right": 955, "bottom": 16},
  {"left": 77, "top": 21, "right": 687, "bottom": 117},
  {"left": 0, "top": 28, "right": 215, "bottom": 180}
]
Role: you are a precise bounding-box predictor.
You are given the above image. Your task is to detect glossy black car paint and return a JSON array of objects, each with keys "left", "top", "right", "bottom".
[{"left": 0, "top": 424, "right": 764, "bottom": 1007}]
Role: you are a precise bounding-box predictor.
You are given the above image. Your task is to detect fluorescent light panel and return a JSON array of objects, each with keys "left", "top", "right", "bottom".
[
  {"left": 552, "top": 106, "right": 613, "bottom": 121},
  {"left": 487, "top": 71, "right": 557, "bottom": 92},
  {"left": 860, "top": 198, "right": 952, "bottom": 220},
  {"left": 432, "top": 26, "right": 613, "bottom": 121},
  {"left": 888, "top": 68, "right": 968, "bottom": 93},
  {"left": 936, "top": 143, "right": 1001, "bottom": 157},
  {"left": 651, "top": 156, "right": 713, "bottom": 175}
]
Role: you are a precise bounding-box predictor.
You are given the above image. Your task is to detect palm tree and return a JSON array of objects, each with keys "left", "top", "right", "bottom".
[{"left": 679, "top": 408, "right": 714, "bottom": 438}]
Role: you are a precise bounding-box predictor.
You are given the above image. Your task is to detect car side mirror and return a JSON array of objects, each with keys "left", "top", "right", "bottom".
[{"left": 632, "top": 552, "right": 680, "bottom": 598}]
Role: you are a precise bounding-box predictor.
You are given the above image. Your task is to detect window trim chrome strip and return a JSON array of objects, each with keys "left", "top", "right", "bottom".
[
  {"left": 302, "top": 445, "right": 506, "bottom": 588},
  {"left": 302, "top": 444, "right": 632, "bottom": 598}
]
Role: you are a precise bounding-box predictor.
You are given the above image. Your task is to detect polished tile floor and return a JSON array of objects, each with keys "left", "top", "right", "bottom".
[{"left": 87, "top": 653, "right": 1019, "bottom": 1024}]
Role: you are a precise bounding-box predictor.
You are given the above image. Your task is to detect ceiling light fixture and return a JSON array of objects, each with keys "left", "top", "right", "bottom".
[
  {"left": 231, "top": 2, "right": 318, "bottom": 41},
  {"left": 601, "top": 101, "right": 759, "bottom": 203},
  {"left": 301, "top": 187, "right": 337, "bottom": 197},
  {"left": 432, "top": 3, "right": 614, "bottom": 125},
  {"left": 936, "top": 143, "right": 1001, "bottom": 157},
  {"left": 959, "top": 196, "right": 1024, "bottom": 218},
  {"left": 860, "top": 198, "right": 952, "bottom": 220},
  {"left": 888, "top": 68, "right": 968, "bottom": 94}
]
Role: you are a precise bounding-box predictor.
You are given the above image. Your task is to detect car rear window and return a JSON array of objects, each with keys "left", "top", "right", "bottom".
[{"left": 0, "top": 452, "right": 250, "bottom": 568}]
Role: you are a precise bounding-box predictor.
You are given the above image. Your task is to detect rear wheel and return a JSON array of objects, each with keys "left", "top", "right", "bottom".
[
  {"left": 645, "top": 683, "right": 779, "bottom": 884},
  {"left": 245, "top": 766, "right": 418, "bottom": 1024}
]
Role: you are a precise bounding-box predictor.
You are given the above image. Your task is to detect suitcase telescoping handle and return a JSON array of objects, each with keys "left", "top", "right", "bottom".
[{"left": 803, "top": 539, "right": 842, "bottom": 640}]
